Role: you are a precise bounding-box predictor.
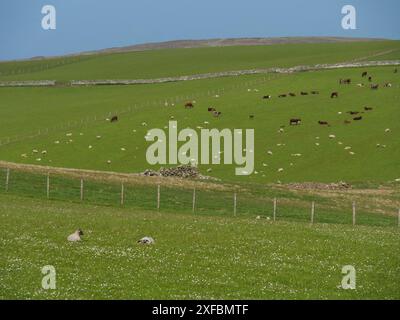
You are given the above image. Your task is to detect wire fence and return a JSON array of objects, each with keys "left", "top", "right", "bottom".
[{"left": 1, "top": 167, "right": 399, "bottom": 228}]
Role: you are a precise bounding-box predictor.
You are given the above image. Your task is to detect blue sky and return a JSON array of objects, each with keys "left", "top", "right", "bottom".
[{"left": 0, "top": 0, "right": 399, "bottom": 61}]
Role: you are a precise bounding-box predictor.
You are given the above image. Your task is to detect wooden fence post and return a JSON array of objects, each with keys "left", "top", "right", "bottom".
[
  {"left": 157, "top": 184, "right": 160, "bottom": 210},
  {"left": 46, "top": 173, "right": 50, "bottom": 199},
  {"left": 311, "top": 201, "right": 315, "bottom": 224},
  {"left": 352, "top": 202, "right": 356, "bottom": 226},
  {"left": 273, "top": 198, "right": 277, "bottom": 221},
  {"left": 80, "top": 179, "right": 84, "bottom": 201},
  {"left": 5, "top": 168, "right": 10, "bottom": 192},
  {"left": 233, "top": 192, "right": 237, "bottom": 216},
  {"left": 192, "top": 188, "right": 196, "bottom": 214},
  {"left": 398, "top": 208, "right": 400, "bottom": 228},
  {"left": 120, "top": 183, "right": 124, "bottom": 206}
]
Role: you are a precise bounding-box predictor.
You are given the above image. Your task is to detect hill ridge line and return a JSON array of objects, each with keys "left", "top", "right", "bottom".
[{"left": 1, "top": 60, "right": 399, "bottom": 88}]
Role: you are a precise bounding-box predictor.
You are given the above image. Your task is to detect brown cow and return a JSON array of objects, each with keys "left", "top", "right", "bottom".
[
  {"left": 311, "top": 91, "right": 319, "bottom": 95},
  {"left": 353, "top": 116, "right": 363, "bottom": 121},
  {"left": 364, "top": 107, "right": 373, "bottom": 111},
  {"left": 208, "top": 107, "right": 216, "bottom": 112},
  {"left": 185, "top": 102, "right": 194, "bottom": 109},
  {"left": 290, "top": 118, "right": 301, "bottom": 126},
  {"left": 300, "top": 91, "right": 308, "bottom": 96},
  {"left": 362, "top": 71, "right": 368, "bottom": 77},
  {"left": 249, "top": 114, "right": 255, "bottom": 119},
  {"left": 331, "top": 92, "right": 339, "bottom": 98},
  {"left": 278, "top": 94, "right": 287, "bottom": 98},
  {"left": 318, "top": 121, "right": 329, "bottom": 126},
  {"left": 344, "top": 120, "right": 352, "bottom": 124},
  {"left": 110, "top": 115, "right": 118, "bottom": 123},
  {"left": 289, "top": 93, "right": 296, "bottom": 97}
]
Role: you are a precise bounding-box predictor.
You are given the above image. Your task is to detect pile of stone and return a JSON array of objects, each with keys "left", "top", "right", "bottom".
[{"left": 141, "top": 165, "right": 202, "bottom": 178}]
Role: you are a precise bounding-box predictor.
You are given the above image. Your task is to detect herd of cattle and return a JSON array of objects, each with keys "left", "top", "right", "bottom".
[{"left": 107, "top": 68, "right": 397, "bottom": 127}]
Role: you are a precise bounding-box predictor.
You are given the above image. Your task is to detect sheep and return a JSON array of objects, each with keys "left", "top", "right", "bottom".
[
  {"left": 385, "top": 128, "right": 391, "bottom": 133},
  {"left": 67, "top": 229, "right": 84, "bottom": 242},
  {"left": 329, "top": 134, "right": 336, "bottom": 139},
  {"left": 137, "top": 236, "right": 155, "bottom": 245}
]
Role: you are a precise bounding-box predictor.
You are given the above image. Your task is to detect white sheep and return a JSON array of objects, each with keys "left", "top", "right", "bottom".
[
  {"left": 67, "top": 229, "right": 83, "bottom": 242},
  {"left": 138, "top": 236, "right": 155, "bottom": 245}
]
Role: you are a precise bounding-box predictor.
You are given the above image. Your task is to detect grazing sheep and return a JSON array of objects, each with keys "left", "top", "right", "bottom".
[
  {"left": 67, "top": 229, "right": 83, "bottom": 242},
  {"left": 137, "top": 236, "right": 155, "bottom": 245},
  {"left": 385, "top": 128, "right": 391, "bottom": 133},
  {"left": 370, "top": 84, "right": 379, "bottom": 90}
]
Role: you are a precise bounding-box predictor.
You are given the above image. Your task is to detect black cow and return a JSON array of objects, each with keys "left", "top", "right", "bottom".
[
  {"left": 290, "top": 118, "right": 301, "bottom": 126},
  {"left": 110, "top": 115, "right": 118, "bottom": 123},
  {"left": 331, "top": 92, "right": 339, "bottom": 98}
]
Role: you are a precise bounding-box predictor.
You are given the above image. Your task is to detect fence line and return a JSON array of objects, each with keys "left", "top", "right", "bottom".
[{"left": 1, "top": 167, "right": 398, "bottom": 228}]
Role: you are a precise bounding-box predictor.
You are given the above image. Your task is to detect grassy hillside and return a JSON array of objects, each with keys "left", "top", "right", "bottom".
[
  {"left": 0, "top": 41, "right": 399, "bottom": 81},
  {"left": 0, "top": 194, "right": 399, "bottom": 299},
  {"left": 0, "top": 65, "right": 399, "bottom": 183}
]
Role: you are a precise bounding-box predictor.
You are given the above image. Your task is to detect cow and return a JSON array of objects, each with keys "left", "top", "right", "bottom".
[
  {"left": 331, "top": 92, "right": 339, "bottom": 98},
  {"left": 300, "top": 91, "right": 308, "bottom": 96},
  {"left": 384, "top": 82, "right": 392, "bottom": 88},
  {"left": 395, "top": 68, "right": 398, "bottom": 73},
  {"left": 289, "top": 92, "right": 296, "bottom": 97},
  {"left": 208, "top": 107, "right": 216, "bottom": 112},
  {"left": 249, "top": 114, "right": 255, "bottom": 119},
  {"left": 185, "top": 102, "right": 194, "bottom": 109},
  {"left": 347, "top": 111, "right": 359, "bottom": 115},
  {"left": 290, "top": 118, "right": 301, "bottom": 126},
  {"left": 263, "top": 95, "right": 272, "bottom": 99},
  {"left": 213, "top": 111, "right": 222, "bottom": 118},
  {"left": 362, "top": 71, "right": 368, "bottom": 78},
  {"left": 344, "top": 120, "right": 352, "bottom": 124},
  {"left": 318, "top": 121, "right": 329, "bottom": 126},
  {"left": 278, "top": 94, "right": 287, "bottom": 98},
  {"left": 368, "top": 76, "right": 372, "bottom": 82},
  {"left": 110, "top": 115, "right": 118, "bottom": 123},
  {"left": 353, "top": 116, "right": 363, "bottom": 121},
  {"left": 311, "top": 91, "right": 319, "bottom": 95},
  {"left": 339, "top": 78, "right": 351, "bottom": 85},
  {"left": 370, "top": 84, "right": 379, "bottom": 90},
  {"left": 364, "top": 107, "right": 373, "bottom": 111}
]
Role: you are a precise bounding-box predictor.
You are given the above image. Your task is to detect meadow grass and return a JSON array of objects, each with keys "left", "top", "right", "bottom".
[
  {"left": 0, "top": 193, "right": 399, "bottom": 299},
  {"left": 1, "top": 41, "right": 399, "bottom": 81},
  {"left": 0, "top": 65, "right": 399, "bottom": 184}
]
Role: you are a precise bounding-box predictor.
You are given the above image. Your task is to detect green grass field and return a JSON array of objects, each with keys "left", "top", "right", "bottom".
[
  {"left": 1, "top": 65, "right": 399, "bottom": 183},
  {"left": 0, "top": 193, "right": 399, "bottom": 299},
  {"left": 1, "top": 40, "right": 400, "bottom": 300},
  {"left": 1, "top": 41, "right": 399, "bottom": 81}
]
